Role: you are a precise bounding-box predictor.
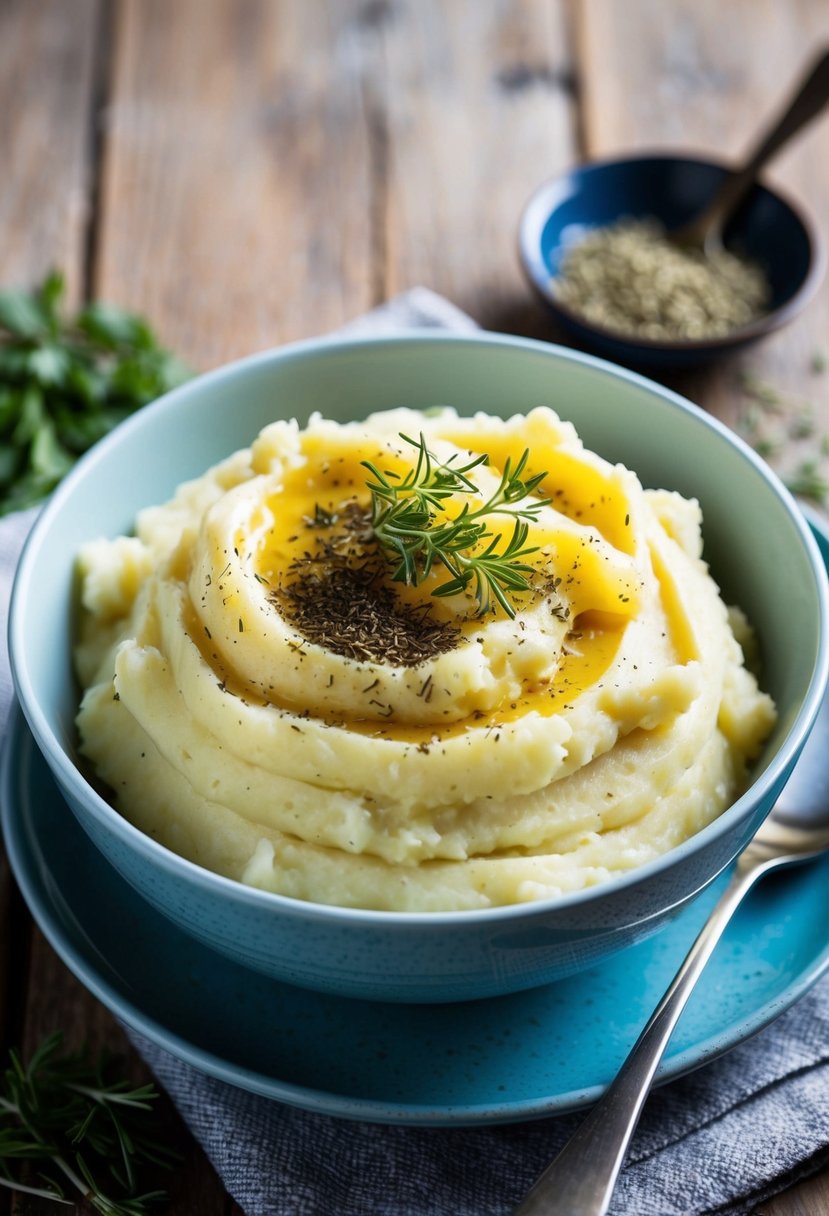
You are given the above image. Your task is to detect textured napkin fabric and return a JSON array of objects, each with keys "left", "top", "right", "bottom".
[{"left": 2, "top": 288, "right": 829, "bottom": 1216}]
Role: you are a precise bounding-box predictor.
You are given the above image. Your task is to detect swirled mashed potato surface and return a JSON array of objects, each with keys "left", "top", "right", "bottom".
[{"left": 75, "top": 407, "right": 775, "bottom": 911}]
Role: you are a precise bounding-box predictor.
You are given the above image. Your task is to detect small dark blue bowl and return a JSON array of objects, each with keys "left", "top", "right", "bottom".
[{"left": 518, "top": 153, "right": 825, "bottom": 369}]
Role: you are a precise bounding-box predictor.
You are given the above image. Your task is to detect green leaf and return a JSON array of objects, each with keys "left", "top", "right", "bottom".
[
  {"left": 30, "top": 420, "right": 75, "bottom": 482},
  {"left": 367, "top": 431, "right": 549, "bottom": 618},
  {"left": 27, "top": 343, "right": 71, "bottom": 386},
  {"left": 0, "top": 469, "right": 54, "bottom": 514},
  {"left": 0, "top": 445, "right": 22, "bottom": 487},
  {"left": 0, "top": 389, "right": 22, "bottom": 433},
  {"left": 78, "top": 302, "right": 154, "bottom": 351},
  {"left": 0, "top": 290, "right": 46, "bottom": 339},
  {"left": 0, "top": 347, "right": 33, "bottom": 381},
  {"left": 65, "top": 360, "right": 108, "bottom": 407},
  {"left": 36, "top": 269, "right": 66, "bottom": 335},
  {"left": 11, "top": 386, "right": 44, "bottom": 446},
  {"left": 55, "top": 405, "right": 131, "bottom": 453},
  {"left": 151, "top": 349, "right": 190, "bottom": 393},
  {"left": 0, "top": 1033, "right": 177, "bottom": 1211},
  {"left": 0, "top": 271, "right": 190, "bottom": 512}
]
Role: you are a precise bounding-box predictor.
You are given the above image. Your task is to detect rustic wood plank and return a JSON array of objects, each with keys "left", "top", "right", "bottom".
[
  {"left": 0, "top": 3, "right": 236, "bottom": 1210},
  {"left": 573, "top": 0, "right": 829, "bottom": 498},
  {"left": 760, "top": 1165, "right": 829, "bottom": 1216},
  {"left": 0, "top": 5, "right": 101, "bottom": 1213},
  {"left": 94, "top": 0, "right": 379, "bottom": 370},
  {"left": 0, "top": 0, "right": 102, "bottom": 304},
  {"left": 379, "top": 0, "right": 578, "bottom": 335},
  {"left": 0, "top": 7, "right": 117, "bottom": 1206}
]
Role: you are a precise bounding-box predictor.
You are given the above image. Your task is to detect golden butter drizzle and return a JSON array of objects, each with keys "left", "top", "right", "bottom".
[
  {"left": 184, "top": 427, "right": 698, "bottom": 746},
  {"left": 186, "top": 584, "right": 625, "bottom": 746},
  {"left": 255, "top": 431, "right": 640, "bottom": 628}
]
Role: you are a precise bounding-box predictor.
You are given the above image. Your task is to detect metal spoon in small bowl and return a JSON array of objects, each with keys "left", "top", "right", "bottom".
[
  {"left": 511, "top": 690, "right": 829, "bottom": 1216},
  {"left": 670, "top": 46, "right": 829, "bottom": 255}
]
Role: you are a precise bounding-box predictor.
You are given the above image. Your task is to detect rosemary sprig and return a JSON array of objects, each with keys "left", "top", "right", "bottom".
[
  {"left": 0, "top": 1033, "right": 177, "bottom": 1214},
  {"left": 362, "top": 433, "right": 549, "bottom": 617}
]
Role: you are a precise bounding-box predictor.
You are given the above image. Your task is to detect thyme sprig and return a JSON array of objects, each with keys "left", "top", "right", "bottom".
[
  {"left": 0, "top": 1033, "right": 177, "bottom": 1214},
  {"left": 362, "top": 433, "right": 550, "bottom": 617}
]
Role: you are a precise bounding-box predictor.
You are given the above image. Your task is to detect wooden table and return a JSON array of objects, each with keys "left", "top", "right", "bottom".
[{"left": 2, "top": 2, "right": 829, "bottom": 1212}]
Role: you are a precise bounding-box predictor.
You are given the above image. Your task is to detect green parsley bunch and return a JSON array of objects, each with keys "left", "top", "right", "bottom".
[{"left": 0, "top": 271, "right": 189, "bottom": 514}]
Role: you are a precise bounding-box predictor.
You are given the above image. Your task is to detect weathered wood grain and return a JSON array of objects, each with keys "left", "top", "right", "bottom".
[
  {"left": 0, "top": 0, "right": 102, "bottom": 304},
  {"left": 0, "top": 3, "right": 238, "bottom": 1211},
  {"left": 0, "top": 6, "right": 101, "bottom": 1212},
  {"left": 95, "top": 0, "right": 379, "bottom": 369},
  {"left": 378, "top": 0, "right": 578, "bottom": 333},
  {"left": 761, "top": 1165, "right": 829, "bottom": 1216},
  {"left": 11, "top": 932, "right": 239, "bottom": 1216},
  {"left": 94, "top": 0, "right": 580, "bottom": 369}
]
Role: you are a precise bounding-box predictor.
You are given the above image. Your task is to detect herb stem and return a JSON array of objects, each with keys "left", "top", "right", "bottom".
[
  {"left": 68, "top": 1083, "right": 155, "bottom": 1110},
  {"left": 0, "top": 1174, "right": 72, "bottom": 1203},
  {"left": 0, "top": 1033, "right": 177, "bottom": 1215},
  {"left": 363, "top": 433, "right": 549, "bottom": 618}
]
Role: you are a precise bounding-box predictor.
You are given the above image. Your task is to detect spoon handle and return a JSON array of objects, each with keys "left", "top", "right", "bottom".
[
  {"left": 678, "top": 46, "right": 829, "bottom": 245},
  {"left": 511, "top": 858, "right": 771, "bottom": 1216},
  {"left": 745, "top": 47, "right": 829, "bottom": 171},
  {"left": 720, "top": 48, "right": 829, "bottom": 217}
]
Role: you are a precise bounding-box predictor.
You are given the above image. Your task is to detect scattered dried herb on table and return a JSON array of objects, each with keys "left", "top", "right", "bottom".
[
  {"left": 734, "top": 365, "right": 829, "bottom": 507},
  {"left": 0, "top": 270, "right": 189, "bottom": 515}
]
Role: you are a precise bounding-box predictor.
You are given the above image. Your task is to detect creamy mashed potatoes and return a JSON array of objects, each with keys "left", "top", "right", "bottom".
[{"left": 75, "top": 407, "right": 776, "bottom": 911}]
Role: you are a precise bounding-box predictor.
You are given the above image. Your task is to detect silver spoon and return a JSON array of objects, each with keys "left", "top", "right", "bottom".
[
  {"left": 511, "top": 690, "right": 829, "bottom": 1216},
  {"left": 670, "top": 46, "right": 829, "bottom": 254}
]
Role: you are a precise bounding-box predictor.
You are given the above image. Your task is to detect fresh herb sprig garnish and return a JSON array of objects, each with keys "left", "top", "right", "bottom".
[
  {"left": 0, "top": 270, "right": 189, "bottom": 514},
  {"left": 0, "top": 1033, "right": 177, "bottom": 1214},
  {"left": 362, "top": 432, "right": 550, "bottom": 618}
]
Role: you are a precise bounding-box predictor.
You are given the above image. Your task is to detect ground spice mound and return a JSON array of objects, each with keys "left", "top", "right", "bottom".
[
  {"left": 274, "top": 502, "right": 461, "bottom": 666},
  {"left": 551, "top": 217, "right": 770, "bottom": 341}
]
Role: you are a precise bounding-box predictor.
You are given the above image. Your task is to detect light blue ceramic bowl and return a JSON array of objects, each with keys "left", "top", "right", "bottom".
[{"left": 8, "top": 333, "right": 829, "bottom": 1003}]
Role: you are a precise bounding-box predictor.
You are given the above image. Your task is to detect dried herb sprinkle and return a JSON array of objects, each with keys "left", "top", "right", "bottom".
[{"left": 274, "top": 502, "right": 460, "bottom": 665}]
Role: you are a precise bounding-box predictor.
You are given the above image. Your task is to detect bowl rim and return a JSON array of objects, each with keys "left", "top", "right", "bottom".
[
  {"left": 10, "top": 328, "right": 829, "bottom": 926},
  {"left": 517, "top": 149, "right": 827, "bottom": 354}
]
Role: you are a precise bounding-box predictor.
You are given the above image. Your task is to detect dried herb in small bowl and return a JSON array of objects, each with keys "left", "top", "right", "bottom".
[{"left": 551, "top": 218, "right": 770, "bottom": 342}]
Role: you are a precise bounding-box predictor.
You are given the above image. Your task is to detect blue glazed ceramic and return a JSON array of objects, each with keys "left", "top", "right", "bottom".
[
  {"left": 8, "top": 333, "right": 829, "bottom": 1002},
  {"left": 4, "top": 705, "right": 829, "bottom": 1124},
  {"left": 518, "top": 154, "right": 825, "bottom": 368}
]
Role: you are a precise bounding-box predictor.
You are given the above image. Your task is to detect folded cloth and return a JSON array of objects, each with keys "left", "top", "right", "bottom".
[
  {"left": 132, "top": 1009, "right": 829, "bottom": 1216},
  {"left": 1, "top": 288, "right": 828, "bottom": 1216}
]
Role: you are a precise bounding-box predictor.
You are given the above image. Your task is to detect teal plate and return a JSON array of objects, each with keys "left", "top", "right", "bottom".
[{"left": 3, "top": 708, "right": 829, "bottom": 1127}]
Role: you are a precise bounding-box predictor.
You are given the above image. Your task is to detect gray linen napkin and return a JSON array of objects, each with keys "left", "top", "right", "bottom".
[{"left": 2, "top": 288, "right": 828, "bottom": 1216}]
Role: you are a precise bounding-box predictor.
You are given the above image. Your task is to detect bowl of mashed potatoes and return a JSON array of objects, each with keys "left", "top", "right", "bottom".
[{"left": 9, "top": 333, "right": 829, "bottom": 1002}]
